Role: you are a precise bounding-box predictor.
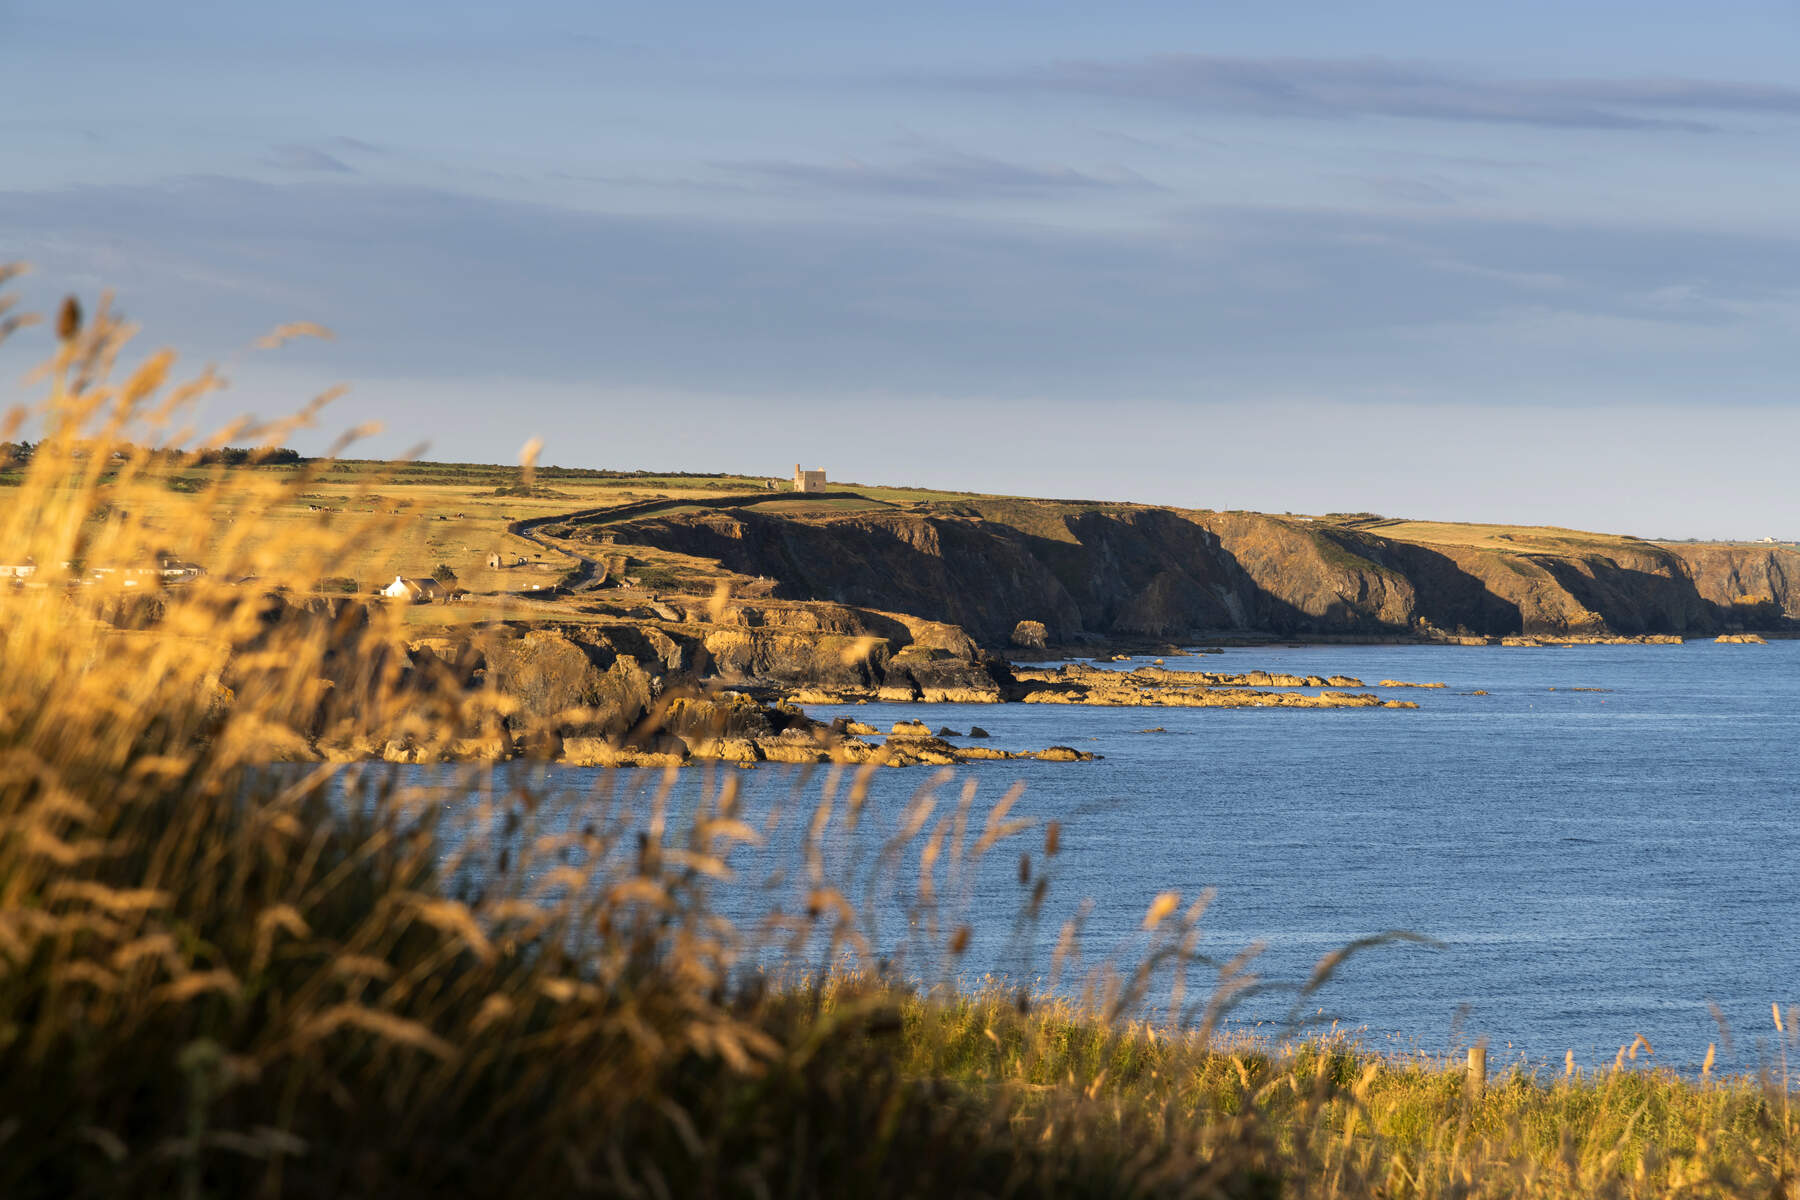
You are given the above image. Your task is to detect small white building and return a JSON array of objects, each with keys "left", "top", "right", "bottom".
[
  {"left": 793, "top": 464, "right": 827, "bottom": 493},
  {"left": 158, "top": 557, "right": 204, "bottom": 583},
  {"left": 382, "top": 576, "right": 447, "bottom": 603},
  {"left": 0, "top": 558, "right": 36, "bottom": 580}
]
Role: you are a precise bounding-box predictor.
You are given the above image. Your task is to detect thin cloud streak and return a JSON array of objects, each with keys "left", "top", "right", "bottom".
[
  {"left": 972, "top": 55, "right": 1800, "bottom": 132},
  {"left": 719, "top": 150, "right": 1162, "bottom": 198},
  {"left": 265, "top": 144, "right": 355, "bottom": 173}
]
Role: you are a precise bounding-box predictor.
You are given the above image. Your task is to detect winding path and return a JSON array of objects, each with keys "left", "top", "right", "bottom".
[{"left": 505, "top": 492, "right": 791, "bottom": 593}]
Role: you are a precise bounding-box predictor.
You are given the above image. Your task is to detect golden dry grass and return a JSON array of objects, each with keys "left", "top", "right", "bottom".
[{"left": 1324, "top": 518, "right": 1653, "bottom": 557}]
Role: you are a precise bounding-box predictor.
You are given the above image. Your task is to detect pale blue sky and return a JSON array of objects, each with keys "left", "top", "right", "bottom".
[{"left": 5, "top": 1, "right": 1800, "bottom": 536}]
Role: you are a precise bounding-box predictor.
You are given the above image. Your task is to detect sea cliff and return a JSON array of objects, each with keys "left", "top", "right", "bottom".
[{"left": 598, "top": 503, "right": 1798, "bottom": 644}]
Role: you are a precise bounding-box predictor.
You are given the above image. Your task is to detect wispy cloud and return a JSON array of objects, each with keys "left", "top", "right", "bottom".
[
  {"left": 327, "top": 136, "right": 389, "bottom": 156},
  {"left": 973, "top": 56, "right": 1800, "bottom": 132},
  {"left": 719, "top": 150, "right": 1161, "bottom": 198},
  {"left": 265, "top": 144, "right": 355, "bottom": 173},
  {"left": 7, "top": 175, "right": 1800, "bottom": 419}
]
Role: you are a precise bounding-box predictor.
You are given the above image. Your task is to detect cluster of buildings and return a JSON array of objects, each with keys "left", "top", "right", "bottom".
[{"left": 0, "top": 555, "right": 205, "bottom": 588}]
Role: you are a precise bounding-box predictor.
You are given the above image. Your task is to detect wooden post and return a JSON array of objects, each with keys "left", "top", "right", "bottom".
[{"left": 1465, "top": 1042, "right": 1488, "bottom": 1102}]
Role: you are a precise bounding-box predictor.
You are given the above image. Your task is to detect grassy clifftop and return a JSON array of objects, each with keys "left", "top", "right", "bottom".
[{"left": 15, "top": 440, "right": 1792, "bottom": 646}]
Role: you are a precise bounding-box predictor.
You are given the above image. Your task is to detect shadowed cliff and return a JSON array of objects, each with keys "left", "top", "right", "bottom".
[{"left": 596, "top": 501, "right": 1799, "bottom": 646}]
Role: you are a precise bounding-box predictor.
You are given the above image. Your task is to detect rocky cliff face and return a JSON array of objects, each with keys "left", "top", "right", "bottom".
[
  {"left": 613, "top": 507, "right": 1798, "bottom": 644},
  {"left": 1668, "top": 544, "right": 1800, "bottom": 627}
]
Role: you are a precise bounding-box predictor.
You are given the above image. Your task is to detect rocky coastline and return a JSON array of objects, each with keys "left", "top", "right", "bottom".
[
  {"left": 257, "top": 591, "right": 1459, "bottom": 768},
  {"left": 218, "top": 566, "right": 1786, "bottom": 770}
]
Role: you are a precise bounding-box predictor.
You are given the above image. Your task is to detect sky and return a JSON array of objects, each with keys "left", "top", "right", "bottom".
[{"left": 4, "top": 1, "right": 1800, "bottom": 538}]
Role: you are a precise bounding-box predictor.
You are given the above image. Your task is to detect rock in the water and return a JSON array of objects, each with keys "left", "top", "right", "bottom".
[
  {"left": 450, "top": 735, "right": 510, "bottom": 761},
  {"left": 886, "top": 646, "right": 1003, "bottom": 703},
  {"left": 937, "top": 726, "right": 963, "bottom": 737},
  {"left": 890, "top": 719, "right": 933, "bottom": 738},
  {"left": 664, "top": 692, "right": 774, "bottom": 742},
  {"left": 966, "top": 725, "right": 991, "bottom": 738},
  {"left": 881, "top": 735, "right": 958, "bottom": 765},
  {"left": 706, "top": 737, "right": 763, "bottom": 764},
  {"left": 755, "top": 738, "right": 827, "bottom": 764},
  {"left": 560, "top": 736, "right": 618, "bottom": 766},
  {"left": 1034, "top": 746, "right": 1090, "bottom": 762}
]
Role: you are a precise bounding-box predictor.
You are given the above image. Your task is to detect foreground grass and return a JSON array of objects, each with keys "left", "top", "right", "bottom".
[{"left": 869, "top": 984, "right": 1800, "bottom": 1198}]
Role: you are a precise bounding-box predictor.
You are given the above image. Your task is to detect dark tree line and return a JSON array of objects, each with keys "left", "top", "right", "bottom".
[{"left": 0, "top": 442, "right": 302, "bottom": 468}]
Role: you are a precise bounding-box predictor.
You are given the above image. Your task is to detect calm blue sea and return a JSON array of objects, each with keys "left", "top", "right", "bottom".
[{"left": 441, "top": 640, "right": 1800, "bottom": 1074}]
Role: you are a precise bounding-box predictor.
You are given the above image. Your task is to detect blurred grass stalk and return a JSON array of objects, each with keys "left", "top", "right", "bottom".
[{"left": 0, "top": 270, "right": 1796, "bottom": 1198}]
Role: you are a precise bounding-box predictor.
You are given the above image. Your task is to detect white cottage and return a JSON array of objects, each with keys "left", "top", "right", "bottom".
[{"left": 382, "top": 576, "right": 447, "bottom": 603}]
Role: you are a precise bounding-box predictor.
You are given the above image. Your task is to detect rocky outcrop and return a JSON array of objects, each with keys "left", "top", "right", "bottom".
[
  {"left": 483, "top": 628, "right": 658, "bottom": 738},
  {"left": 1009, "top": 663, "right": 1418, "bottom": 710},
  {"left": 701, "top": 626, "right": 887, "bottom": 692},
  {"left": 373, "top": 611, "right": 1090, "bottom": 767}
]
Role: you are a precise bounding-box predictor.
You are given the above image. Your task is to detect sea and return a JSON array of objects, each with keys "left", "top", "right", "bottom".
[{"left": 434, "top": 639, "right": 1800, "bottom": 1075}]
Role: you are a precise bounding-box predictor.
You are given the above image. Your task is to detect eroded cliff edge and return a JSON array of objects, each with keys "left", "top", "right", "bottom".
[{"left": 592, "top": 502, "right": 1798, "bottom": 644}]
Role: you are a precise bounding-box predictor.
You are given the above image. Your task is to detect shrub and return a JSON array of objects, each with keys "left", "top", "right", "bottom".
[
  {"left": 631, "top": 564, "right": 684, "bottom": 591},
  {"left": 1011, "top": 619, "right": 1048, "bottom": 649}
]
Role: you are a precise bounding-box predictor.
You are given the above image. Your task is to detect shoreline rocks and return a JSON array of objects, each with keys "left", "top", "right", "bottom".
[
  {"left": 1006, "top": 663, "right": 1418, "bottom": 710},
  {"left": 1497, "top": 633, "right": 1684, "bottom": 647}
]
